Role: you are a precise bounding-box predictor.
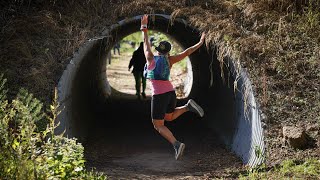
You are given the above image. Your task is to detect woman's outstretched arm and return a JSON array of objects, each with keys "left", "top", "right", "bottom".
[
  {"left": 169, "top": 32, "right": 205, "bottom": 65},
  {"left": 141, "top": 14, "right": 154, "bottom": 64}
]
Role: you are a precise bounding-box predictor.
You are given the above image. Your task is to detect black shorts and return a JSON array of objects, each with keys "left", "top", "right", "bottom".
[{"left": 151, "top": 91, "right": 176, "bottom": 120}]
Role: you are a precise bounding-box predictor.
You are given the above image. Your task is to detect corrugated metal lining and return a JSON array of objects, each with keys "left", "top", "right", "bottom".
[
  {"left": 56, "top": 14, "right": 265, "bottom": 167},
  {"left": 228, "top": 58, "right": 265, "bottom": 166}
]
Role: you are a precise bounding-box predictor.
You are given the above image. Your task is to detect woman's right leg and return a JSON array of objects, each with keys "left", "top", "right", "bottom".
[
  {"left": 164, "top": 91, "right": 188, "bottom": 121},
  {"left": 164, "top": 106, "right": 187, "bottom": 121}
]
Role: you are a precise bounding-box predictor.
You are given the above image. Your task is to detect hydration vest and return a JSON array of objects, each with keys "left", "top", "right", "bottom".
[{"left": 144, "top": 55, "right": 170, "bottom": 80}]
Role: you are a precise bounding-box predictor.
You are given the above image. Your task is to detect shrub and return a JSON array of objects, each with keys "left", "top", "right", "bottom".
[{"left": 0, "top": 74, "right": 106, "bottom": 180}]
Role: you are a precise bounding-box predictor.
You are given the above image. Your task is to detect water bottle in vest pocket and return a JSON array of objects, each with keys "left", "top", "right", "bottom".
[{"left": 143, "top": 63, "right": 148, "bottom": 78}]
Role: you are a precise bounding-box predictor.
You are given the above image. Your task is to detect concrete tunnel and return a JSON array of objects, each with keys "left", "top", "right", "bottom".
[{"left": 55, "top": 14, "right": 265, "bottom": 167}]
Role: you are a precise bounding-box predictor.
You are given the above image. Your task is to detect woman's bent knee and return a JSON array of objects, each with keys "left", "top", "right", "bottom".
[
  {"left": 164, "top": 113, "right": 173, "bottom": 121},
  {"left": 152, "top": 119, "right": 164, "bottom": 131}
]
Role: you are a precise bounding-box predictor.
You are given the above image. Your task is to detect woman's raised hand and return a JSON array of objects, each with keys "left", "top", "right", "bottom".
[
  {"left": 200, "top": 32, "right": 206, "bottom": 43},
  {"left": 141, "top": 14, "right": 148, "bottom": 26}
]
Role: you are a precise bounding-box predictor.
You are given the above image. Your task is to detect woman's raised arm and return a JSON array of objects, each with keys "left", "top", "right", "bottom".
[
  {"left": 169, "top": 32, "right": 205, "bottom": 65},
  {"left": 141, "top": 14, "right": 154, "bottom": 64}
]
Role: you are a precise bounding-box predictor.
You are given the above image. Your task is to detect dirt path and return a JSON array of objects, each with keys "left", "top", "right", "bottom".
[
  {"left": 84, "top": 53, "right": 244, "bottom": 179},
  {"left": 85, "top": 124, "right": 244, "bottom": 179}
]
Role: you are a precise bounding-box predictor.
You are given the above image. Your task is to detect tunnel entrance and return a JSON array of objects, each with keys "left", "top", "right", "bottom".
[{"left": 56, "top": 14, "right": 265, "bottom": 171}]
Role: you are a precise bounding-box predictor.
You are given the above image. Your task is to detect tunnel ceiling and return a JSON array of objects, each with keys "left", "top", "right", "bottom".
[{"left": 56, "top": 14, "right": 265, "bottom": 167}]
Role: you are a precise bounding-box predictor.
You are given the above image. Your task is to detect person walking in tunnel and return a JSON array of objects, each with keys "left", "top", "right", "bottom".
[
  {"left": 140, "top": 14, "right": 205, "bottom": 160},
  {"left": 113, "top": 42, "right": 121, "bottom": 55},
  {"left": 128, "top": 42, "right": 147, "bottom": 100}
]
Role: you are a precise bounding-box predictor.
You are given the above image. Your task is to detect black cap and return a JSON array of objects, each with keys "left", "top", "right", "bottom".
[{"left": 155, "top": 41, "right": 171, "bottom": 54}]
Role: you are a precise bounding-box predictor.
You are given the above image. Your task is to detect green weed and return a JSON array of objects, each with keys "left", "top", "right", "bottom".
[
  {"left": 239, "top": 158, "right": 320, "bottom": 180},
  {"left": 0, "top": 74, "right": 107, "bottom": 180}
]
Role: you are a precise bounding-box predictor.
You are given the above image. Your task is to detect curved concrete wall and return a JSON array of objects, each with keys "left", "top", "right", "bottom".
[
  {"left": 55, "top": 39, "right": 98, "bottom": 137},
  {"left": 56, "top": 14, "right": 265, "bottom": 167}
]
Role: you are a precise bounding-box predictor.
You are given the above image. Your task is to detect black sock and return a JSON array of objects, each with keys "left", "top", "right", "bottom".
[{"left": 173, "top": 141, "right": 180, "bottom": 149}]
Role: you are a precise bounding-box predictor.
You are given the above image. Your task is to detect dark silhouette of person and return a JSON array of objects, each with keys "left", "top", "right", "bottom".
[
  {"left": 150, "top": 36, "right": 155, "bottom": 47},
  {"left": 128, "top": 42, "right": 147, "bottom": 99},
  {"left": 113, "top": 42, "right": 120, "bottom": 55},
  {"left": 107, "top": 51, "right": 111, "bottom": 65}
]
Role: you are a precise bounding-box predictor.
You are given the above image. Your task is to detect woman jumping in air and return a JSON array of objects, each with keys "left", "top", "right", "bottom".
[{"left": 141, "top": 14, "right": 205, "bottom": 160}]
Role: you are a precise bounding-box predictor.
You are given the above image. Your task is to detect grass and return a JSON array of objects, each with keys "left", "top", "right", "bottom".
[{"left": 239, "top": 158, "right": 320, "bottom": 179}]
